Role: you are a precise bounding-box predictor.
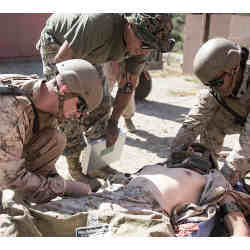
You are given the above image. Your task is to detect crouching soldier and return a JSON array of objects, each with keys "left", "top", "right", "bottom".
[
  {"left": 0, "top": 59, "right": 103, "bottom": 206},
  {"left": 171, "top": 38, "right": 250, "bottom": 186}
]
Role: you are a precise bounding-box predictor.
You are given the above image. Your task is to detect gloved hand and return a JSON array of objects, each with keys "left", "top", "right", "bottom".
[
  {"left": 63, "top": 180, "right": 92, "bottom": 198},
  {"left": 105, "top": 119, "right": 120, "bottom": 148}
]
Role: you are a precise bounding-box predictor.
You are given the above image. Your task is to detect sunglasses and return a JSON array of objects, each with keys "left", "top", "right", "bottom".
[
  {"left": 77, "top": 97, "right": 88, "bottom": 114},
  {"left": 205, "top": 72, "right": 227, "bottom": 88}
]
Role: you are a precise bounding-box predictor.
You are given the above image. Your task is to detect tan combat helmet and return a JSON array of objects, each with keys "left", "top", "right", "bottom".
[
  {"left": 193, "top": 38, "right": 241, "bottom": 85},
  {"left": 56, "top": 59, "right": 103, "bottom": 112},
  {"left": 125, "top": 13, "right": 174, "bottom": 52}
]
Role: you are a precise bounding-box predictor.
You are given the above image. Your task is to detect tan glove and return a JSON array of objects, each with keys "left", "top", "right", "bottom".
[{"left": 63, "top": 180, "right": 92, "bottom": 198}]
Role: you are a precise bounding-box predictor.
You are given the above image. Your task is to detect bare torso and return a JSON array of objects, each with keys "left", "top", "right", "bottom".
[{"left": 127, "top": 164, "right": 206, "bottom": 215}]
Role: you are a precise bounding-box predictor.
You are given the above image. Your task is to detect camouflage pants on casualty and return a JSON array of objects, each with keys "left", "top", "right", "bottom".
[{"left": 32, "top": 185, "right": 174, "bottom": 237}]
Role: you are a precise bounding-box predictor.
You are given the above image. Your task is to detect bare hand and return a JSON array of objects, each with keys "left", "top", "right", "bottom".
[
  {"left": 105, "top": 124, "right": 120, "bottom": 148},
  {"left": 64, "top": 180, "right": 92, "bottom": 197}
]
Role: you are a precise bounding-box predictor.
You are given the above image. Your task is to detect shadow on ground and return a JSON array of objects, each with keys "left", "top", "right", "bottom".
[
  {"left": 0, "top": 59, "right": 43, "bottom": 77},
  {"left": 125, "top": 129, "right": 175, "bottom": 159},
  {"left": 136, "top": 99, "right": 190, "bottom": 122}
]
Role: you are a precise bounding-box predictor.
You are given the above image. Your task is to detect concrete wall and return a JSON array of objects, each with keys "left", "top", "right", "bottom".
[
  {"left": 183, "top": 14, "right": 250, "bottom": 75},
  {"left": 183, "top": 14, "right": 204, "bottom": 74},
  {"left": 0, "top": 13, "right": 51, "bottom": 60},
  {"left": 228, "top": 15, "right": 250, "bottom": 48},
  {"left": 183, "top": 14, "right": 233, "bottom": 74}
]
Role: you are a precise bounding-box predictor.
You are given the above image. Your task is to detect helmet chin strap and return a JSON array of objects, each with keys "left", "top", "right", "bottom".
[
  {"left": 230, "top": 65, "right": 241, "bottom": 95},
  {"left": 56, "top": 93, "right": 66, "bottom": 122},
  {"left": 54, "top": 74, "right": 67, "bottom": 122}
]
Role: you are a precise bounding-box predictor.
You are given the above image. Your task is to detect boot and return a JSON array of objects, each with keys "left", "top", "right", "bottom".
[{"left": 124, "top": 118, "right": 136, "bottom": 133}]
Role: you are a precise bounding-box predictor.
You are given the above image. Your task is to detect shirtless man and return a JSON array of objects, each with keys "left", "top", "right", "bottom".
[
  {"left": 19, "top": 143, "right": 248, "bottom": 237},
  {"left": 128, "top": 163, "right": 205, "bottom": 216}
]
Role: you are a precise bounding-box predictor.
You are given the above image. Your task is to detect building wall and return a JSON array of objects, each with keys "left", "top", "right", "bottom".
[
  {"left": 228, "top": 15, "right": 250, "bottom": 48},
  {"left": 183, "top": 14, "right": 204, "bottom": 74},
  {"left": 183, "top": 14, "right": 250, "bottom": 75},
  {"left": 183, "top": 14, "right": 232, "bottom": 74},
  {"left": 0, "top": 13, "right": 51, "bottom": 60}
]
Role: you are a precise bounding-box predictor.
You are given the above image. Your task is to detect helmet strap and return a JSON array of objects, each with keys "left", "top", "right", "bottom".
[
  {"left": 54, "top": 75, "right": 67, "bottom": 122},
  {"left": 230, "top": 65, "right": 240, "bottom": 93},
  {"left": 57, "top": 93, "right": 65, "bottom": 122}
]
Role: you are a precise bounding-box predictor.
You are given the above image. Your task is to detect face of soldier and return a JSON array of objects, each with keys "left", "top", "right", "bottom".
[
  {"left": 63, "top": 97, "right": 82, "bottom": 119},
  {"left": 212, "top": 69, "right": 236, "bottom": 97}
]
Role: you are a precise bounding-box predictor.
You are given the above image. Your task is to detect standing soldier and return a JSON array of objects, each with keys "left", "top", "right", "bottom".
[
  {"left": 0, "top": 59, "right": 103, "bottom": 205},
  {"left": 170, "top": 38, "right": 250, "bottom": 186},
  {"left": 36, "top": 13, "right": 174, "bottom": 189}
]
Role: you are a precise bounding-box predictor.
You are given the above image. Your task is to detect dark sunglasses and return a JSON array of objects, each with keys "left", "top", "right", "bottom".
[
  {"left": 205, "top": 72, "right": 227, "bottom": 88},
  {"left": 77, "top": 97, "right": 88, "bottom": 114}
]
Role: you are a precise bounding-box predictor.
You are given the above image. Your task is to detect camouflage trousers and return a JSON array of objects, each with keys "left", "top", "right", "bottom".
[{"left": 29, "top": 185, "right": 174, "bottom": 237}]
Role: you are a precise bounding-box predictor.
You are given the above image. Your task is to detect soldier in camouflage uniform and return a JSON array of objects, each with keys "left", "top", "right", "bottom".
[
  {"left": 0, "top": 59, "right": 104, "bottom": 205},
  {"left": 36, "top": 13, "right": 174, "bottom": 189},
  {"left": 170, "top": 38, "right": 250, "bottom": 186}
]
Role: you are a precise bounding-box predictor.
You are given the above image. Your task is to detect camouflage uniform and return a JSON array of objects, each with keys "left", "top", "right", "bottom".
[
  {"left": 0, "top": 75, "right": 67, "bottom": 204},
  {"left": 36, "top": 13, "right": 147, "bottom": 181},
  {"left": 171, "top": 61, "right": 250, "bottom": 183}
]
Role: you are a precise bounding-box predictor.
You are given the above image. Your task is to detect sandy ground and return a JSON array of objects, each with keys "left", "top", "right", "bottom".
[{"left": 0, "top": 54, "right": 237, "bottom": 178}]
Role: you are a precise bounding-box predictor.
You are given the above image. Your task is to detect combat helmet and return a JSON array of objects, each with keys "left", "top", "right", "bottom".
[
  {"left": 56, "top": 59, "right": 103, "bottom": 112},
  {"left": 193, "top": 38, "right": 241, "bottom": 85},
  {"left": 125, "top": 13, "right": 174, "bottom": 52}
]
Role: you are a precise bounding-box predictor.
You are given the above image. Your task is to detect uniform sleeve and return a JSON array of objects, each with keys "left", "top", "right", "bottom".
[
  {"left": 124, "top": 54, "right": 147, "bottom": 76},
  {"left": 221, "top": 113, "right": 250, "bottom": 184},
  {"left": 0, "top": 98, "right": 65, "bottom": 203},
  {"left": 170, "top": 89, "right": 219, "bottom": 151},
  {"left": 63, "top": 18, "right": 86, "bottom": 54}
]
